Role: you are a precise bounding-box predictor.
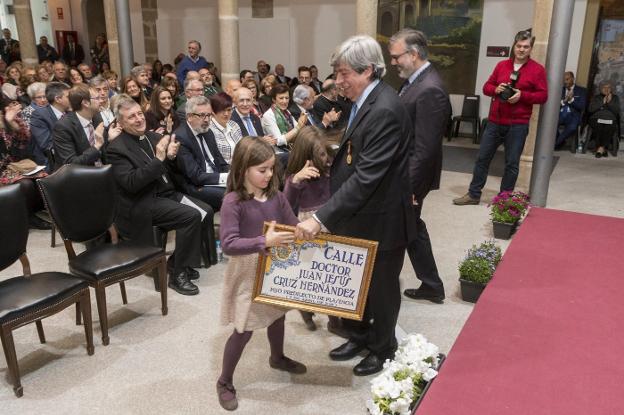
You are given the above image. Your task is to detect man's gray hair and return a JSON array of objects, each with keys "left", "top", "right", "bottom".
[
  {"left": 45, "top": 81, "right": 70, "bottom": 104},
  {"left": 390, "top": 28, "right": 429, "bottom": 61},
  {"left": 26, "top": 82, "right": 46, "bottom": 99},
  {"left": 112, "top": 93, "right": 140, "bottom": 119},
  {"left": 89, "top": 75, "right": 108, "bottom": 88},
  {"left": 292, "top": 84, "right": 311, "bottom": 105},
  {"left": 329, "top": 35, "right": 386, "bottom": 79},
  {"left": 184, "top": 78, "right": 202, "bottom": 92},
  {"left": 130, "top": 65, "right": 146, "bottom": 78},
  {"left": 186, "top": 95, "right": 210, "bottom": 116}
]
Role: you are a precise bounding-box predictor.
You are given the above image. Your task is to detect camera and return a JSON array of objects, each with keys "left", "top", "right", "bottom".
[{"left": 499, "top": 70, "right": 520, "bottom": 101}]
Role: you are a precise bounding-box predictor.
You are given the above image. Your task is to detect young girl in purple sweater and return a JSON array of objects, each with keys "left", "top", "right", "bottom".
[
  {"left": 217, "top": 137, "right": 306, "bottom": 411},
  {"left": 283, "top": 126, "right": 345, "bottom": 336}
]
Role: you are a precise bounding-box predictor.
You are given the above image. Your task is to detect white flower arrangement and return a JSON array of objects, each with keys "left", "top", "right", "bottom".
[{"left": 366, "top": 334, "right": 440, "bottom": 415}]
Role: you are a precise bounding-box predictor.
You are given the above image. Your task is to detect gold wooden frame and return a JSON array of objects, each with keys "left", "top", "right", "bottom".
[{"left": 252, "top": 223, "right": 378, "bottom": 321}]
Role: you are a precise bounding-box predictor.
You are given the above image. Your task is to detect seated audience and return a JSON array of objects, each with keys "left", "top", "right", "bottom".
[
  {"left": 176, "top": 78, "right": 204, "bottom": 119},
  {"left": 69, "top": 67, "right": 84, "bottom": 85},
  {"left": 199, "top": 67, "right": 220, "bottom": 97},
  {"left": 90, "top": 75, "right": 115, "bottom": 127},
  {"left": 52, "top": 61, "right": 69, "bottom": 83},
  {"left": 588, "top": 80, "right": 620, "bottom": 158},
  {"left": 274, "top": 63, "right": 291, "bottom": 85},
  {"left": 258, "top": 75, "right": 277, "bottom": 113},
  {"left": 145, "top": 86, "right": 180, "bottom": 134},
  {"left": 313, "top": 79, "right": 348, "bottom": 130},
  {"left": 290, "top": 84, "right": 339, "bottom": 129},
  {"left": 21, "top": 82, "right": 48, "bottom": 128},
  {"left": 107, "top": 94, "right": 211, "bottom": 296},
  {"left": 231, "top": 87, "right": 267, "bottom": 138},
  {"left": 241, "top": 79, "right": 262, "bottom": 115},
  {"left": 131, "top": 65, "right": 153, "bottom": 98},
  {"left": 152, "top": 59, "right": 163, "bottom": 84},
  {"left": 224, "top": 79, "right": 241, "bottom": 98},
  {"left": 175, "top": 95, "right": 229, "bottom": 211},
  {"left": 103, "top": 70, "right": 120, "bottom": 95},
  {"left": 52, "top": 84, "right": 106, "bottom": 169},
  {"left": 209, "top": 92, "right": 243, "bottom": 164},
  {"left": 309, "top": 65, "right": 322, "bottom": 95},
  {"left": 4, "top": 63, "right": 21, "bottom": 85},
  {"left": 556, "top": 72, "right": 586, "bottom": 150},
  {"left": 77, "top": 63, "right": 93, "bottom": 82},
  {"left": 35, "top": 64, "right": 50, "bottom": 82},
  {"left": 239, "top": 69, "right": 254, "bottom": 84}
]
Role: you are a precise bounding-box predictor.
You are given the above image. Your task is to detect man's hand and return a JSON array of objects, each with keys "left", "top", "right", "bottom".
[
  {"left": 108, "top": 123, "right": 122, "bottom": 142},
  {"left": 265, "top": 221, "right": 295, "bottom": 247},
  {"left": 93, "top": 123, "right": 105, "bottom": 149},
  {"left": 261, "top": 135, "right": 277, "bottom": 146},
  {"left": 322, "top": 109, "right": 341, "bottom": 127},
  {"left": 296, "top": 112, "right": 308, "bottom": 129},
  {"left": 295, "top": 217, "right": 321, "bottom": 240},
  {"left": 4, "top": 101, "right": 21, "bottom": 124},
  {"left": 166, "top": 133, "right": 179, "bottom": 159},
  {"left": 155, "top": 135, "right": 170, "bottom": 161},
  {"left": 507, "top": 89, "right": 522, "bottom": 104},
  {"left": 495, "top": 83, "right": 508, "bottom": 95}
]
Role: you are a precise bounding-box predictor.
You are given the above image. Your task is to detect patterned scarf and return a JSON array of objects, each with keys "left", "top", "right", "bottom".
[{"left": 272, "top": 105, "right": 293, "bottom": 134}]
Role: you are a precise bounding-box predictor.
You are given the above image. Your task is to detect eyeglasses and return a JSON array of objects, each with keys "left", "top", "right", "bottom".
[
  {"left": 191, "top": 112, "right": 212, "bottom": 119},
  {"left": 390, "top": 50, "right": 410, "bottom": 61}
]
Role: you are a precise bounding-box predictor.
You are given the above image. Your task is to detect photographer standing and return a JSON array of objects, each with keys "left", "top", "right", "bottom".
[{"left": 453, "top": 30, "right": 547, "bottom": 205}]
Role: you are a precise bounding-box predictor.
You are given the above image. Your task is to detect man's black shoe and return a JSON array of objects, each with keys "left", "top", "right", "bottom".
[
  {"left": 403, "top": 288, "right": 445, "bottom": 304},
  {"left": 329, "top": 340, "right": 365, "bottom": 361},
  {"left": 168, "top": 271, "right": 199, "bottom": 296},
  {"left": 167, "top": 262, "right": 200, "bottom": 281},
  {"left": 353, "top": 353, "right": 384, "bottom": 376}
]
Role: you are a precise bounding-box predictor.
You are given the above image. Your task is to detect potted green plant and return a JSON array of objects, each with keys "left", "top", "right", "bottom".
[
  {"left": 489, "top": 191, "right": 530, "bottom": 239},
  {"left": 458, "top": 240, "right": 502, "bottom": 303}
]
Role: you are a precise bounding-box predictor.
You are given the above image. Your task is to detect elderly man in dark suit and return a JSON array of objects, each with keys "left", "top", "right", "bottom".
[
  {"left": 296, "top": 35, "right": 415, "bottom": 376},
  {"left": 61, "top": 34, "right": 85, "bottom": 67},
  {"left": 107, "top": 94, "right": 211, "bottom": 296},
  {"left": 231, "top": 87, "right": 265, "bottom": 137},
  {"left": 52, "top": 84, "right": 106, "bottom": 170},
  {"left": 389, "top": 29, "right": 450, "bottom": 304},
  {"left": 175, "top": 95, "right": 229, "bottom": 211},
  {"left": 30, "top": 82, "right": 71, "bottom": 168}
]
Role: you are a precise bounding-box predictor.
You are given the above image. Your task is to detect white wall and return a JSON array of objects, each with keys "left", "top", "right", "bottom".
[
  {"left": 156, "top": 0, "right": 356, "bottom": 80},
  {"left": 30, "top": 0, "right": 54, "bottom": 46},
  {"left": 0, "top": 0, "right": 17, "bottom": 36},
  {"left": 130, "top": 0, "right": 145, "bottom": 64}
]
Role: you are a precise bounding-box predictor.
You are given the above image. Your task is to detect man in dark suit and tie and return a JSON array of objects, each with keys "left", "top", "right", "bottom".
[
  {"left": 555, "top": 71, "right": 587, "bottom": 150},
  {"left": 231, "top": 87, "right": 265, "bottom": 137},
  {"left": 290, "top": 85, "right": 340, "bottom": 129},
  {"left": 175, "top": 95, "right": 229, "bottom": 211},
  {"left": 61, "top": 34, "right": 85, "bottom": 67},
  {"left": 107, "top": 94, "right": 210, "bottom": 296},
  {"left": 0, "top": 28, "right": 19, "bottom": 64},
  {"left": 53, "top": 84, "right": 106, "bottom": 170},
  {"left": 389, "top": 29, "right": 450, "bottom": 304},
  {"left": 30, "top": 82, "right": 71, "bottom": 169},
  {"left": 296, "top": 35, "right": 415, "bottom": 376}
]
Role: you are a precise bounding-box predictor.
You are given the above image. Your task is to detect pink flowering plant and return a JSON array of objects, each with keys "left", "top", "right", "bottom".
[{"left": 489, "top": 191, "right": 530, "bottom": 224}]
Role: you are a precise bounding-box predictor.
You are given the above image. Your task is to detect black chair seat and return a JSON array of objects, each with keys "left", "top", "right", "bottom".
[
  {"left": 69, "top": 241, "right": 163, "bottom": 280},
  {"left": 0, "top": 273, "right": 88, "bottom": 323}
]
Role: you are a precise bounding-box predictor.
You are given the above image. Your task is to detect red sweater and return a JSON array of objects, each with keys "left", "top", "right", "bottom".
[{"left": 483, "top": 58, "right": 548, "bottom": 125}]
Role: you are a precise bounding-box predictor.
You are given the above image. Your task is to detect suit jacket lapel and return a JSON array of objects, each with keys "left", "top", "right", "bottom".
[{"left": 339, "top": 82, "right": 381, "bottom": 147}]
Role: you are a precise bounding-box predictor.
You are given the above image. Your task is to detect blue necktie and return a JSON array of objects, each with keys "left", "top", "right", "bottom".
[
  {"left": 243, "top": 115, "right": 257, "bottom": 135},
  {"left": 347, "top": 104, "right": 358, "bottom": 129}
]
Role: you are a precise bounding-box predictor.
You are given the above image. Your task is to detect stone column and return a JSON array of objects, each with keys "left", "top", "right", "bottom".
[
  {"left": 142, "top": 0, "right": 159, "bottom": 63},
  {"left": 515, "top": 0, "right": 554, "bottom": 193},
  {"left": 103, "top": 0, "right": 121, "bottom": 75},
  {"left": 115, "top": 0, "right": 135, "bottom": 77},
  {"left": 218, "top": 0, "right": 240, "bottom": 85},
  {"left": 356, "top": 0, "right": 378, "bottom": 37},
  {"left": 13, "top": 0, "right": 37, "bottom": 65}
]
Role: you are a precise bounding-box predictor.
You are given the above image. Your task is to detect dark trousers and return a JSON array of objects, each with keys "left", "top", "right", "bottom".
[
  {"left": 343, "top": 246, "right": 405, "bottom": 357},
  {"left": 556, "top": 111, "right": 580, "bottom": 146},
  {"left": 468, "top": 122, "right": 529, "bottom": 199},
  {"left": 407, "top": 199, "right": 444, "bottom": 294},
  {"left": 590, "top": 119, "right": 616, "bottom": 148},
  {"left": 187, "top": 185, "right": 226, "bottom": 212},
  {"left": 150, "top": 193, "right": 206, "bottom": 274}
]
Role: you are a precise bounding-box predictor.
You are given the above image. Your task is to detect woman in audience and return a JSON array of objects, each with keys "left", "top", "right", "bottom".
[
  {"left": 103, "top": 70, "right": 120, "bottom": 95},
  {"left": 261, "top": 83, "right": 307, "bottom": 149},
  {"left": 145, "top": 86, "right": 180, "bottom": 135},
  {"left": 4, "top": 63, "right": 21, "bottom": 85},
  {"left": 258, "top": 75, "right": 277, "bottom": 114},
  {"left": 35, "top": 64, "right": 50, "bottom": 82},
  {"left": 152, "top": 60, "right": 163, "bottom": 84},
  {"left": 588, "top": 80, "right": 621, "bottom": 158},
  {"left": 21, "top": 82, "right": 48, "bottom": 127},
  {"left": 209, "top": 92, "right": 243, "bottom": 164},
  {"left": 242, "top": 79, "right": 262, "bottom": 116},
  {"left": 69, "top": 68, "right": 84, "bottom": 85},
  {"left": 121, "top": 76, "right": 149, "bottom": 111},
  {"left": 91, "top": 33, "right": 109, "bottom": 74},
  {"left": 161, "top": 76, "right": 181, "bottom": 110}
]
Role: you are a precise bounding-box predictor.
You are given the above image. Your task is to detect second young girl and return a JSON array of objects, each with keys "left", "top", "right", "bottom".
[
  {"left": 283, "top": 126, "right": 346, "bottom": 336},
  {"left": 217, "top": 136, "right": 306, "bottom": 411}
]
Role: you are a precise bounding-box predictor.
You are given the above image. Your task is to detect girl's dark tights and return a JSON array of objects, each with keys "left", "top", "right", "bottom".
[{"left": 219, "top": 316, "right": 285, "bottom": 385}]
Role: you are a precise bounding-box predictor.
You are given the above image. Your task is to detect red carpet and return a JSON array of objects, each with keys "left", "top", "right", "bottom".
[{"left": 416, "top": 208, "right": 624, "bottom": 415}]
